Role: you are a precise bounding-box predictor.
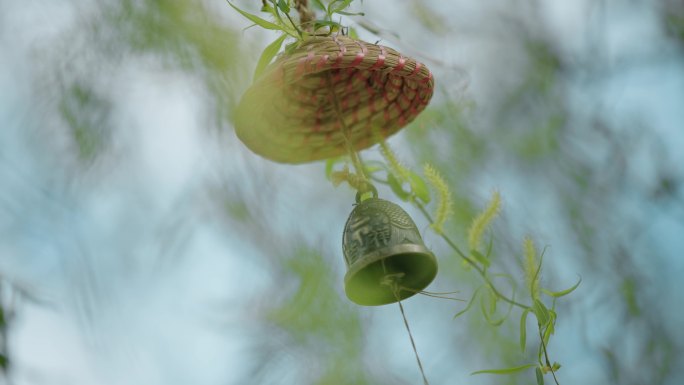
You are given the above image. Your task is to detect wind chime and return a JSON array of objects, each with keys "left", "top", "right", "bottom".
[
  {"left": 234, "top": 33, "right": 437, "bottom": 383},
  {"left": 234, "top": 35, "right": 437, "bottom": 306}
]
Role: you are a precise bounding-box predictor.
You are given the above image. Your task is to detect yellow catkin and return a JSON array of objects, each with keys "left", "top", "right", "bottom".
[
  {"left": 467, "top": 191, "right": 501, "bottom": 252},
  {"left": 379, "top": 140, "right": 410, "bottom": 181},
  {"left": 423, "top": 163, "right": 453, "bottom": 234},
  {"left": 523, "top": 236, "right": 540, "bottom": 300}
]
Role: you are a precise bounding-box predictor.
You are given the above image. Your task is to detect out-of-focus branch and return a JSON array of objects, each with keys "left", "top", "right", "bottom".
[{"left": 295, "top": 0, "right": 315, "bottom": 32}]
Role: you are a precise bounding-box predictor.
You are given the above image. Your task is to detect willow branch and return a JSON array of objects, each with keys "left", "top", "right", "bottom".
[{"left": 413, "top": 201, "right": 530, "bottom": 310}]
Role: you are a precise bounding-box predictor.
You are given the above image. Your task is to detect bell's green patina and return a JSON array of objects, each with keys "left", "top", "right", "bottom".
[{"left": 342, "top": 196, "right": 437, "bottom": 306}]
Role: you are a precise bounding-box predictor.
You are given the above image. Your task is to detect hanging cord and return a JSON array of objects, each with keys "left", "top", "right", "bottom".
[
  {"left": 381, "top": 262, "right": 431, "bottom": 385},
  {"left": 325, "top": 71, "right": 374, "bottom": 195},
  {"left": 396, "top": 296, "right": 430, "bottom": 385}
]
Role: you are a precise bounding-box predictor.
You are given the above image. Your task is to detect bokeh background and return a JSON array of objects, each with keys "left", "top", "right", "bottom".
[{"left": 1, "top": 0, "right": 683, "bottom": 384}]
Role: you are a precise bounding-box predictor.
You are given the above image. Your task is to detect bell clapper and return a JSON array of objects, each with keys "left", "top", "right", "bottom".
[{"left": 380, "top": 272, "right": 405, "bottom": 288}]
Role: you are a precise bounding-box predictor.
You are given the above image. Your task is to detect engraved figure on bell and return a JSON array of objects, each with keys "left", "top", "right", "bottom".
[
  {"left": 343, "top": 205, "right": 392, "bottom": 265},
  {"left": 361, "top": 208, "right": 391, "bottom": 248}
]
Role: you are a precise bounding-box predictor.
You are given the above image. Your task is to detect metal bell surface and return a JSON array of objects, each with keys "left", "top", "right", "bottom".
[{"left": 342, "top": 197, "right": 438, "bottom": 306}]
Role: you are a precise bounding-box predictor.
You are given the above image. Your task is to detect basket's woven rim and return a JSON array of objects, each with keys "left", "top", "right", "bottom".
[
  {"left": 266, "top": 35, "right": 433, "bottom": 87},
  {"left": 235, "top": 35, "right": 435, "bottom": 164}
]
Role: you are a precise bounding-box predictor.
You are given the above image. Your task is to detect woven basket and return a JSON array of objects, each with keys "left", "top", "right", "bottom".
[{"left": 234, "top": 35, "right": 434, "bottom": 164}]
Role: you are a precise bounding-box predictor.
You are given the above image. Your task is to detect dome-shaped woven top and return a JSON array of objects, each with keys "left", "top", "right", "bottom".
[{"left": 234, "top": 35, "right": 434, "bottom": 164}]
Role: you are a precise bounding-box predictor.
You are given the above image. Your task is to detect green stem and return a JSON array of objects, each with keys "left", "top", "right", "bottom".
[
  {"left": 283, "top": 10, "right": 303, "bottom": 37},
  {"left": 538, "top": 327, "right": 561, "bottom": 385}
]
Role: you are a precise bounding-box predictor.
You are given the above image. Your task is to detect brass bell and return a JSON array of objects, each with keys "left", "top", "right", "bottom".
[{"left": 342, "top": 193, "right": 438, "bottom": 306}]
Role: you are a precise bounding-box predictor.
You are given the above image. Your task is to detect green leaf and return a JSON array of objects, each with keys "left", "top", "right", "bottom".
[
  {"left": 488, "top": 287, "right": 497, "bottom": 314},
  {"left": 325, "top": 158, "right": 335, "bottom": 180},
  {"left": 337, "top": 10, "right": 365, "bottom": 16},
  {"left": 260, "top": 3, "right": 274, "bottom": 13},
  {"left": 536, "top": 367, "right": 545, "bottom": 385},
  {"left": 532, "top": 299, "right": 550, "bottom": 327},
  {"left": 453, "top": 287, "right": 481, "bottom": 319},
  {"left": 311, "top": 0, "right": 326, "bottom": 11},
  {"left": 471, "top": 363, "right": 537, "bottom": 375},
  {"left": 388, "top": 173, "right": 410, "bottom": 201},
  {"left": 542, "top": 276, "right": 582, "bottom": 298},
  {"left": 227, "top": 1, "right": 284, "bottom": 31},
  {"left": 325, "top": 157, "right": 345, "bottom": 180},
  {"left": 520, "top": 309, "right": 530, "bottom": 352},
  {"left": 364, "top": 165, "right": 384, "bottom": 174},
  {"left": 543, "top": 310, "right": 556, "bottom": 345},
  {"left": 284, "top": 41, "right": 300, "bottom": 54},
  {"left": 331, "top": 0, "right": 354, "bottom": 14},
  {"left": 362, "top": 160, "right": 387, "bottom": 176},
  {"left": 277, "top": 0, "right": 290, "bottom": 14},
  {"left": 408, "top": 170, "right": 431, "bottom": 203},
  {"left": 470, "top": 249, "right": 491, "bottom": 268},
  {"left": 253, "top": 34, "right": 287, "bottom": 81},
  {"left": 348, "top": 27, "right": 359, "bottom": 39},
  {"left": 479, "top": 287, "right": 513, "bottom": 326},
  {"left": 313, "top": 19, "right": 344, "bottom": 30}
]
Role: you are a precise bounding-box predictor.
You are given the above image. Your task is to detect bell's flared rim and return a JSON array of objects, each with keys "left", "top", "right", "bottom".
[{"left": 344, "top": 243, "right": 437, "bottom": 306}]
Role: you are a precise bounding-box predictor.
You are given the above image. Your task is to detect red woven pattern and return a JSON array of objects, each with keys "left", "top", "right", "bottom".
[{"left": 235, "top": 35, "right": 434, "bottom": 164}]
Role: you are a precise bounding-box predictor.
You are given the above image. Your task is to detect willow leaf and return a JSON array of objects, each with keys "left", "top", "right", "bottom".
[
  {"left": 536, "top": 367, "right": 545, "bottom": 385},
  {"left": 532, "top": 299, "right": 550, "bottom": 327},
  {"left": 453, "top": 287, "right": 481, "bottom": 319},
  {"left": 388, "top": 173, "right": 410, "bottom": 201},
  {"left": 408, "top": 170, "right": 430, "bottom": 204},
  {"left": 520, "top": 308, "right": 530, "bottom": 352},
  {"left": 542, "top": 276, "right": 582, "bottom": 298},
  {"left": 227, "top": 1, "right": 283, "bottom": 30},
  {"left": 471, "top": 363, "right": 537, "bottom": 375},
  {"left": 254, "top": 34, "right": 287, "bottom": 81}
]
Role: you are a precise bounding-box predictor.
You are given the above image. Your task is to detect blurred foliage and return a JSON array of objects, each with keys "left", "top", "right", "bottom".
[
  {"left": 2, "top": 0, "right": 683, "bottom": 384},
  {"left": 59, "top": 83, "right": 112, "bottom": 162},
  {"left": 109, "top": 0, "right": 248, "bottom": 123},
  {"left": 266, "top": 249, "right": 375, "bottom": 385},
  {"left": 0, "top": 283, "right": 13, "bottom": 381},
  {"left": 663, "top": 0, "right": 684, "bottom": 44}
]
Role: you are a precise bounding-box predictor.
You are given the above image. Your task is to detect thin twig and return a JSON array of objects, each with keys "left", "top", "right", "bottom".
[{"left": 538, "top": 327, "right": 561, "bottom": 385}]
